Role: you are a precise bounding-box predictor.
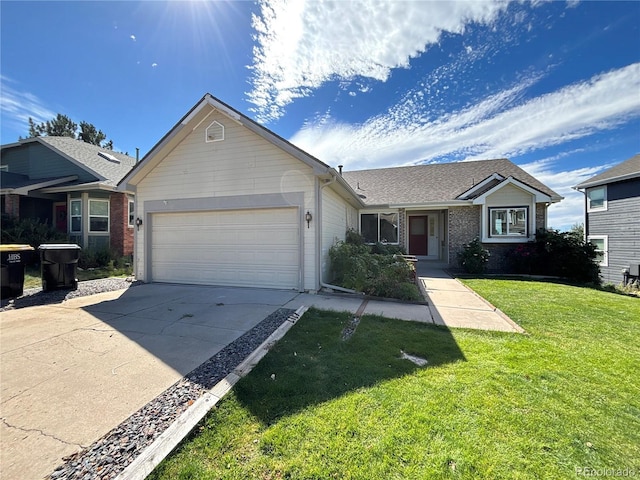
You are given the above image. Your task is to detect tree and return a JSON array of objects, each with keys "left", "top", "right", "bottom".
[
  {"left": 25, "top": 114, "right": 113, "bottom": 150},
  {"left": 28, "top": 114, "right": 76, "bottom": 138},
  {"left": 78, "top": 121, "right": 107, "bottom": 147}
]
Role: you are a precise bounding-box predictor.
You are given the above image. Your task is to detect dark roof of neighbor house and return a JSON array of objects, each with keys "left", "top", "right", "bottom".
[
  {"left": 575, "top": 154, "right": 640, "bottom": 189},
  {"left": 35, "top": 136, "right": 137, "bottom": 186},
  {"left": 341, "top": 158, "right": 562, "bottom": 205},
  {"left": 1, "top": 136, "right": 137, "bottom": 188}
]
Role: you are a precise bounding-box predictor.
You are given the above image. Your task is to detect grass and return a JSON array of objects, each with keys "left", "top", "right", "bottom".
[
  {"left": 148, "top": 280, "right": 640, "bottom": 479},
  {"left": 23, "top": 263, "right": 132, "bottom": 289}
]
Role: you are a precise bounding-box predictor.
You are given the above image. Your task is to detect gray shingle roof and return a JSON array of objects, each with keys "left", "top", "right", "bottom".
[
  {"left": 341, "top": 158, "right": 561, "bottom": 206},
  {"left": 37, "top": 136, "right": 137, "bottom": 186},
  {"left": 575, "top": 154, "right": 640, "bottom": 189}
]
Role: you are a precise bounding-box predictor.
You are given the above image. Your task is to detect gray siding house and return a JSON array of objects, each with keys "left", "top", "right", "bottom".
[
  {"left": 1, "top": 136, "right": 137, "bottom": 256},
  {"left": 575, "top": 154, "right": 640, "bottom": 284}
]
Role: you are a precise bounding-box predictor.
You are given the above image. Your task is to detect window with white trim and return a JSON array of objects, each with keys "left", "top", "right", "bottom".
[
  {"left": 360, "top": 212, "right": 398, "bottom": 244},
  {"left": 588, "top": 235, "right": 608, "bottom": 266},
  {"left": 489, "top": 207, "right": 527, "bottom": 237},
  {"left": 70, "top": 199, "right": 82, "bottom": 233},
  {"left": 587, "top": 186, "right": 607, "bottom": 212},
  {"left": 128, "top": 200, "right": 135, "bottom": 228},
  {"left": 89, "top": 199, "right": 109, "bottom": 233}
]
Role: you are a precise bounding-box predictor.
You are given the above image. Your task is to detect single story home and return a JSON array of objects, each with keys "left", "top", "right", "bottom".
[
  {"left": 119, "top": 93, "right": 562, "bottom": 291},
  {"left": 575, "top": 154, "right": 640, "bottom": 284},
  {"left": 1, "top": 136, "right": 137, "bottom": 256}
]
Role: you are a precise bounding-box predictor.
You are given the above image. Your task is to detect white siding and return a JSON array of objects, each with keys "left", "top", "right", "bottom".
[
  {"left": 135, "top": 107, "right": 317, "bottom": 289},
  {"left": 486, "top": 184, "right": 532, "bottom": 206},
  {"left": 321, "top": 186, "right": 357, "bottom": 283}
]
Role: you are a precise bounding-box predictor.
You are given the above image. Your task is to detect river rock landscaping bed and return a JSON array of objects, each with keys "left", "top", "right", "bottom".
[
  {"left": 48, "top": 307, "right": 295, "bottom": 480},
  {"left": 0, "top": 277, "right": 142, "bottom": 312}
]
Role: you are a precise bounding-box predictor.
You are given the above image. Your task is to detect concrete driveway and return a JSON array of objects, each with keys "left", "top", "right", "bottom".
[{"left": 0, "top": 284, "right": 300, "bottom": 480}]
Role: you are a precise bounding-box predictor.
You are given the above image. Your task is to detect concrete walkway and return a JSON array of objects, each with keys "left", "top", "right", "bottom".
[
  {"left": 284, "top": 263, "right": 523, "bottom": 333},
  {"left": 0, "top": 269, "right": 521, "bottom": 479},
  {"left": 415, "top": 262, "right": 524, "bottom": 333}
]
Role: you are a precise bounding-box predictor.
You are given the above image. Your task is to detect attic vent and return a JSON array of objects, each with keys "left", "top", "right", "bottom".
[
  {"left": 98, "top": 151, "right": 120, "bottom": 163},
  {"left": 205, "top": 121, "right": 224, "bottom": 143}
]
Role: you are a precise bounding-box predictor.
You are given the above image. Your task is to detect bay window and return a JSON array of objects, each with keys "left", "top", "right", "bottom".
[{"left": 70, "top": 199, "right": 82, "bottom": 233}]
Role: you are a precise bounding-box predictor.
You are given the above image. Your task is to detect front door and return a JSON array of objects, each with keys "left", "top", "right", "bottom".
[
  {"left": 55, "top": 204, "right": 67, "bottom": 233},
  {"left": 409, "top": 216, "right": 427, "bottom": 255}
]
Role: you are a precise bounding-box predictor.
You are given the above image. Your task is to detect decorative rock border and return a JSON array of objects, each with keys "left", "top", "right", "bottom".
[{"left": 48, "top": 306, "right": 307, "bottom": 480}]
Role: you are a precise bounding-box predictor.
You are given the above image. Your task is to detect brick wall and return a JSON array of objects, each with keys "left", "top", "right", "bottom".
[
  {"left": 4, "top": 194, "right": 20, "bottom": 218},
  {"left": 398, "top": 208, "right": 406, "bottom": 250},
  {"left": 109, "top": 192, "right": 134, "bottom": 257},
  {"left": 448, "top": 205, "right": 481, "bottom": 268},
  {"left": 536, "top": 203, "right": 546, "bottom": 232}
]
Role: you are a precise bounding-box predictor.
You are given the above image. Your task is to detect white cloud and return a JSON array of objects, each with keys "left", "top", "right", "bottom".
[
  {"left": 290, "top": 63, "right": 640, "bottom": 170},
  {"left": 0, "top": 75, "right": 56, "bottom": 137},
  {"left": 130, "top": 34, "right": 136, "bottom": 41},
  {"left": 248, "top": 0, "right": 509, "bottom": 121},
  {"left": 151, "top": 63, "right": 158, "bottom": 68}
]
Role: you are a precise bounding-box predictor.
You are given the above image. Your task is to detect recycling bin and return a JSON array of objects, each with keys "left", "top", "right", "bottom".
[
  {"left": 1, "top": 244, "right": 35, "bottom": 299},
  {"left": 39, "top": 244, "right": 81, "bottom": 291}
]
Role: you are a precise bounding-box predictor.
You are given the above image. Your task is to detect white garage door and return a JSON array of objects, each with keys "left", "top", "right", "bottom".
[{"left": 151, "top": 208, "right": 300, "bottom": 289}]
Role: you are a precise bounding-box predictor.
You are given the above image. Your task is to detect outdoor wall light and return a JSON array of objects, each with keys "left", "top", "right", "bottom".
[
  {"left": 135, "top": 217, "right": 143, "bottom": 230},
  {"left": 305, "top": 211, "right": 312, "bottom": 228}
]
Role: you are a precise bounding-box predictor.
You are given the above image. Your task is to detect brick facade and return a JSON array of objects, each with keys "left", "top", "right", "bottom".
[
  {"left": 398, "top": 208, "right": 406, "bottom": 250},
  {"left": 3, "top": 194, "right": 20, "bottom": 218},
  {"left": 109, "top": 192, "right": 134, "bottom": 257},
  {"left": 448, "top": 205, "right": 481, "bottom": 268}
]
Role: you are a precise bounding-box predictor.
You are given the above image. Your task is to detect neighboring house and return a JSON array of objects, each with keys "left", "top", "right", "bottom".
[
  {"left": 1, "top": 136, "right": 137, "bottom": 256},
  {"left": 119, "top": 93, "right": 562, "bottom": 291},
  {"left": 575, "top": 154, "right": 640, "bottom": 284}
]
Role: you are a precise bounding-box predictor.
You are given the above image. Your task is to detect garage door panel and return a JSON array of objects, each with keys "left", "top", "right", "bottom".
[{"left": 151, "top": 208, "right": 300, "bottom": 289}]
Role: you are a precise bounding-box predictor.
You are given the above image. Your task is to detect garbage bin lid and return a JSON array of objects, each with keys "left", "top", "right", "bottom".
[
  {"left": 0, "top": 244, "right": 35, "bottom": 251},
  {"left": 38, "top": 244, "right": 81, "bottom": 250}
]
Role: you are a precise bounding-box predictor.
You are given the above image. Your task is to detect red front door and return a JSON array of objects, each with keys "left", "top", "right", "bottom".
[
  {"left": 55, "top": 204, "right": 67, "bottom": 233},
  {"left": 409, "top": 216, "right": 428, "bottom": 256}
]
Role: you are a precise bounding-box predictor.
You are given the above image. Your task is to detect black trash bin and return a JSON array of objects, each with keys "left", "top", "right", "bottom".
[
  {"left": 1, "top": 244, "right": 35, "bottom": 299},
  {"left": 39, "top": 244, "right": 81, "bottom": 291}
]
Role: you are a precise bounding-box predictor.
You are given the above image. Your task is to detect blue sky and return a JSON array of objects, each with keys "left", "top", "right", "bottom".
[{"left": 1, "top": 0, "right": 639, "bottom": 230}]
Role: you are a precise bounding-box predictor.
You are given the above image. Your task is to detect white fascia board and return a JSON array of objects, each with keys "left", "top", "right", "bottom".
[
  {"left": 472, "top": 177, "right": 551, "bottom": 204},
  {"left": 41, "top": 181, "right": 116, "bottom": 193},
  {"left": 456, "top": 173, "right": 505, "bottom": 200},
  {"left": 576, "top": 171, "right": 640, "bottom": 189},
  {"left": 14, "top": 175, "right": 79, "bottom": 195},
  {"left": 390, "top": 200, "right": 473, "bottom": 209}
]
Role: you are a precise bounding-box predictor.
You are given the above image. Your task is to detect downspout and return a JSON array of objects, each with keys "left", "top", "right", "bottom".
[{"left": 317, "top": 172, "right": 360, "bottom": 294}]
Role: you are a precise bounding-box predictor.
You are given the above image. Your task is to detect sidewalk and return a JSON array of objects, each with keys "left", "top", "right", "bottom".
[
  {"left": 283, "top": 262, "right": 524, "bottom": 333},
  {"left": 415, "top": 262, "right": 524, "bottom": 333}
]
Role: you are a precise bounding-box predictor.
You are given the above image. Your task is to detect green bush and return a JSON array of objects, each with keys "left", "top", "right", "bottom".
[
  {"left": 78, "top": 248, "right": 113, "bottom": 269},
  {"left": 508, "top": 229, "right": 600, "bottom": 284},
  {"left": 1, "top": 214, "right": 67, "bottom": 251},
  {"left": 328, "top": 231, "right": 420, "bottom": 301},
  {"left": 457, "top": 237, "right": 490, "bottom": 274}
]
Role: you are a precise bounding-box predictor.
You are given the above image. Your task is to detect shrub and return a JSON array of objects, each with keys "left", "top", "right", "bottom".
[
  {"left": 344, "top": 228, "right": 366, "bottom": 246},
  {"left": 457, "top": 237, "right": 490, "bottom": 274},
  {"left": 507, "top": 229, "right": 600, "bottom": 284},
  {"left": 78, "top": 248, "right": 113, "bottom": 269},
  {"left": 1, "top": 215, "right": 67, "bottom": 251},
  {"left": 328, "top": 232, "right": 420, "bottom": 301}
]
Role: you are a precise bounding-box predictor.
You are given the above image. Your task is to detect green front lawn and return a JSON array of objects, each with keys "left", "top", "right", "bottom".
[{"left": 149, "top": 280, "right": 639, "bottom": 479}]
